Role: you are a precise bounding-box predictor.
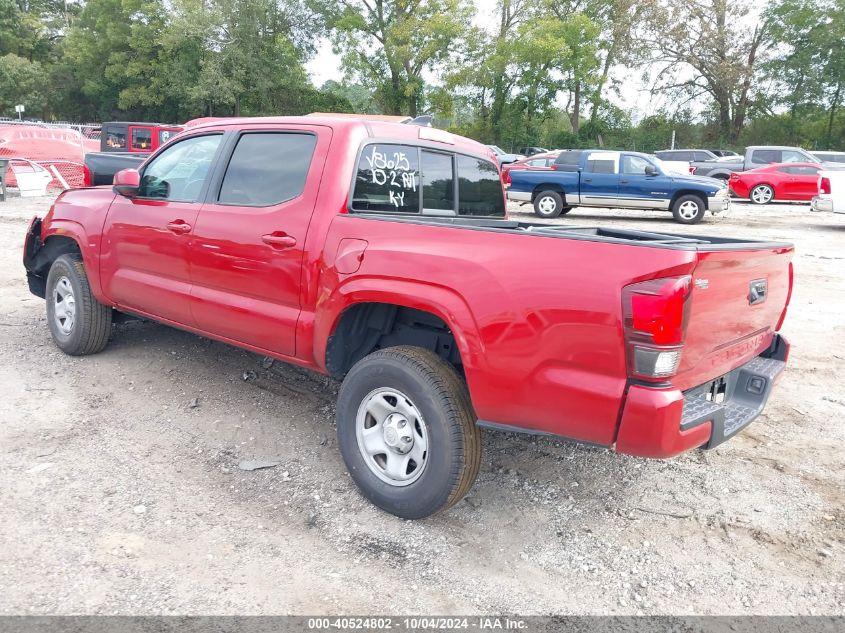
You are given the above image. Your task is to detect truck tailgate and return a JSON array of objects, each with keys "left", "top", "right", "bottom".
[{"left": 675, "top": 245, "right": 793, "bottom": 390}]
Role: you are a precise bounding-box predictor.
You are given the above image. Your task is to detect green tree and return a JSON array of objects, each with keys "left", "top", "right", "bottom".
[
  {"left": 313, "top": 0, "right": 473, "bottom": 116},
  {"left": 643, "top": 0, "right": 768, "bottom": 143},
  {"left": 0, "top": 53, "right": 48, "bottom": 117},
  {"left": 765, "top": 0, "right": 845, "bottom": 147}
]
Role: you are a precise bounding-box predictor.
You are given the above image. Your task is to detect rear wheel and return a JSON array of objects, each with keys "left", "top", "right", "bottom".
[
  {"left": 671, "top": 194, "right": 706, "bottom": 224},
  {"left": 533, "top": 190, "right": 567, "bottom": 218},
  {"left": 750, "top": 184, "right": 774, "bottom": 205},
  {"left": 45, "top": 254, "right": 112, "bottom": 355},
  {"left": 336, "top": 346, "right": 481, "bottom": 519}
]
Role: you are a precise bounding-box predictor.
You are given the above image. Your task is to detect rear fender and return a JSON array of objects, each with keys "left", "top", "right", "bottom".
[{"left": 315, "top": 277, "right": 484, "bottom": 390}]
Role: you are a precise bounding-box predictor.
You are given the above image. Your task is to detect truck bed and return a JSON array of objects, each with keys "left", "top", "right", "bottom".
[{"left": 354, "top": 213, "right": 792, "bottom": 251}]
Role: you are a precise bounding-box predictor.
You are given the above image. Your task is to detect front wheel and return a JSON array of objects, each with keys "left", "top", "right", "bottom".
[
  {"left": 533, "top": 190, "right": 568, "bottom": 218},
  {"left": 750, "top": 184, "right": 774, "bottom": 205},
  {"left": 336, "top": 346, "right": 482, "bottom": 519},
  {"left": 45, "top": 253, "right": 112, "bottom": 355},
  {"left": 671, "top": 194, "right": 706, "bottom": 224}
]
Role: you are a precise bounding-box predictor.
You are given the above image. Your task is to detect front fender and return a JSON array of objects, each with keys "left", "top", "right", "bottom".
[{"left": 41, "top": 219, "right": 107, "bottom": 303}]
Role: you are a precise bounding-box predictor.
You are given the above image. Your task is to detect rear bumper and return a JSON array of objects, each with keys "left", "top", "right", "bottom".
[
  {"left": 707, "top": 193, "right": 731, "bottom": 214},
  {"left": 615, "top": 334, "right": 788, "bottom": 458},
  {"left": 811, "top": 196, "right": 834, "bottom": 213}
]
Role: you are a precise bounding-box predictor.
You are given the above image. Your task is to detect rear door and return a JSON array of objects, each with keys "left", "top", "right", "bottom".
[
  {"left": 188, "top": 125, "right": 330, "bottom": 357},
  {"left": 580, "top": 152, "right": 620, "bottom": 206},
  {"left": 100, "top": 132, "right": 224, "bottom": 326},
  {"left": 675, "top": 246, "right": 793, "bottom": 390}
]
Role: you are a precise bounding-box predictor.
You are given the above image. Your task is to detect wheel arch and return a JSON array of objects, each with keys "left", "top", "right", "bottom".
[
  {"left": 316, "top": 282, "right": 483, "bottom": 385},
  {"left": 531, "top": 183, "right": 567, "bottom": 203},
  {"left": 670, "top": 189, "right": 709, "bottom": 209}
]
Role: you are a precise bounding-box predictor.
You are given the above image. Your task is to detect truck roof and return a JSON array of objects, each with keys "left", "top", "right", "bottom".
[{"left": 184, "top": 115, "right": 491, "bottom": 157}]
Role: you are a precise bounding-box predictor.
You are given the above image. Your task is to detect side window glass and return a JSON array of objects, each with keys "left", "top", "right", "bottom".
[
  {"left": 352, "top": 144, "right": 420, "bottom": 213},
  {"left": 159, "top": 129, "right": 176, "bottom": 145},
  {"left": 139, "top": 134, "right": 222, "bottom": 202},
  {"left": 456, "top": 155, "right": 505, "bottom": 217},
  {"left": 219, "top": 133, "right": 317, "bottom": 206},
  {"left": 621, "top": 155, "right": 652, "bottom": 175},
  {"left": 782, "top": 150, "right": 807, "bottom": 163},
  {"left": 585, "top": 158, "right": 617, "bottom": 174},
  {"left": 421, "top": 151, "right": 454, "bottom": 213},
  {"left": 105, "top": 129, "right": 126, "bottom": 149},
  {"left": 752, "top": 149, "right": 780, "bottom": 164},
  {"left": 131, "top": 127, "right": 152, "bottom": 151}
]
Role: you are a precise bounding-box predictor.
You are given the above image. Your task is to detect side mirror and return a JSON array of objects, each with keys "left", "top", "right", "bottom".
[
  {"left": 113, "top": 169, "right": 140, "bottom": 197},
  {"left": 645, "top": 165, "right": 659, "bottom": 176}
]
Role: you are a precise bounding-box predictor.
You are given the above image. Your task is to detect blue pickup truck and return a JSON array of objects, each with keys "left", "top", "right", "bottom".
[{"left": 506, "top": 149, "right": 731, "bottom": 224}]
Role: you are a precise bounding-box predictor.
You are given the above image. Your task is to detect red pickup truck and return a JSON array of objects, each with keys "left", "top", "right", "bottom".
[{"left": 23, "top": 116, "right": 793, "bottom": 519}]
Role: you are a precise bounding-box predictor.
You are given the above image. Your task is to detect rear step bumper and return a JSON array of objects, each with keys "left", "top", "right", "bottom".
[{"left": 615, "top": 334, "right": 789, "bottom": 458}]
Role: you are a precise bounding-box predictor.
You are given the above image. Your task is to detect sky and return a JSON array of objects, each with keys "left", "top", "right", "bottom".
[{"left": 304, "top": 0, "right": 664, "bottom": 121}]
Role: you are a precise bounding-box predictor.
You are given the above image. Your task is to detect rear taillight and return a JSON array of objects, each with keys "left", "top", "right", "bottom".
[
  {"left": 819, "top": 176, "right": 831, "bottom": 194},
  {"left": 622, "top": 275, "right": 692, "bottom": 381},
  {"left": 83, "top": 165, "right": 92, "bottom": 187},
  {"left": 729, "top": 172, "right": 739, "bottom": 181},
  {"left": 503, "top": 169, "right": 511, "bottom": 186}
]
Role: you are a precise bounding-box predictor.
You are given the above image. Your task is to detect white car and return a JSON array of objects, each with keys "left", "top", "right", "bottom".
[
  {"left": 812, "top": 170, "right": 845, "bottom": 214},
  {"left": 653, "top": 156, "right": 692, "bottom": 176}
]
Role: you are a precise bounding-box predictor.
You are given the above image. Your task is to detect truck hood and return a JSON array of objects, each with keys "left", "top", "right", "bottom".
[{"left": 668, "top": 173, "right": 727, "bottom": 190}]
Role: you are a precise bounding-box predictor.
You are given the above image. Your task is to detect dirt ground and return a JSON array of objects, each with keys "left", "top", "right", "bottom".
[{"left": 0, "top": 192, "right": 843, "bottom": 615}]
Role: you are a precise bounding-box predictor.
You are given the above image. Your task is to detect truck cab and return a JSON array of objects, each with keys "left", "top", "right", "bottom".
[{"left": 100, "top": 122, "right": 183, "bottom": 154}]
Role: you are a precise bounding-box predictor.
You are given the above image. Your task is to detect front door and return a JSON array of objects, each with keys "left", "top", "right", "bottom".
[
  {"left": 188, "top": 126, "right": 330, "bottom": 357},
  {"left": 618, "top": 154, "right": 671, "bottom": 209},
  {"left": 100, "top": 132, "right": 224, "bottom": 326},
  {"left": 579, "top": 152, "right": 620, "bottom": 206}
]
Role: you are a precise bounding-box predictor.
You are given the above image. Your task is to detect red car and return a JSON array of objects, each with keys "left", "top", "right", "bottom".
[
  {"left": 23, "top": 117, "right": 792, "bottom": 519},
  {"left": 501, "top": 151, "right": 559, "bottom": 184},
  {"left": 729, "top": 162, "right": 822, "bottom": 204}
]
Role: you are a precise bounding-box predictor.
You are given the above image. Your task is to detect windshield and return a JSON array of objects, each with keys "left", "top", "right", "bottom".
[{"left": 488, "top": 145, "right": 505, "bottom": 155}]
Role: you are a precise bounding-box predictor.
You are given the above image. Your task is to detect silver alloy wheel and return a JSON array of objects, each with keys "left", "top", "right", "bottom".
[
  {"left": 677, "top": 200, "right": 701, "bottom": 220},
  {"left": 52, "top": 276, "right": 76, "bottom": 335},
  {"left": 751, "top": 185, "right": 774, "bottom": 204},
  {"left": 355, "top": 388, "right": 429, "bottom": 486},
  {"left": 537, "top": 195, "right": 558, "bottom": 215}
]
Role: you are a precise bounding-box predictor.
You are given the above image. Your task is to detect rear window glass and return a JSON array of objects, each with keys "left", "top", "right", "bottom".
[
  {"left": 457, "top": 155, "right": 505, "bottom": 217},
  {"left": 352, "top": 144, "right": 420, "bottom": 213},
  {"left": 219, "top": 132, "right": 316, "bottom": 206}
]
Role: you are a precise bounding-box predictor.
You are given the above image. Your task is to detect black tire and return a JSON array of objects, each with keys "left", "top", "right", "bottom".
[
  {"left": 671, "top": 194, "right": 707, "bottom": 224},
  {"left": 749, "top": 184, "right": 774, "bottom": 205},
  {"left": 533, "top": 190, "right": 565, "bottom": 218},
  {"left": 45, "top": 253, "right": 112, "bottom": 355},
  {"left": 336, "top": 346, "right": 482, "bottom": 519}
]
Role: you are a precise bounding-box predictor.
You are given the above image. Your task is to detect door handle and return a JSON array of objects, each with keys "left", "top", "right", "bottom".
[
  {"left": 620, "top": 179, "right": 630, "bottom": 184},
  {"left": 583, "top": 177, "right": 592, "bottom": 182},
  {"left": 262, "top": 232, "right": 297, "bottom": 249},
  {"left": 166, "top": 220, "right": 192, "bottom": 234}
]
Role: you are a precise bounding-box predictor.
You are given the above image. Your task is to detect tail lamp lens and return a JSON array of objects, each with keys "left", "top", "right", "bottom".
[
  {"left": 820, "top": 177, "right": 831, "bottom": 194},
  {"left": 622, "top": 275, "right": 692, "bottom": 380},
  {"left": 83, "top": 165, "right": 92, "bottom": 187}
]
